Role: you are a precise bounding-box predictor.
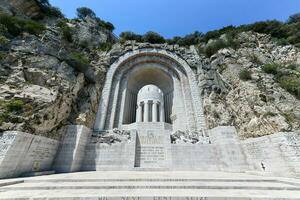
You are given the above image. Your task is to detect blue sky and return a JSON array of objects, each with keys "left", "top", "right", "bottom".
[{"left": 49, "top": 0, "right": 300, "bottom": 39}]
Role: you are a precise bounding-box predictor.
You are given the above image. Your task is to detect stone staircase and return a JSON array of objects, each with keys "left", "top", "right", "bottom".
[{"left": 0, "top": 171, "right": 300, "bottom": 199}]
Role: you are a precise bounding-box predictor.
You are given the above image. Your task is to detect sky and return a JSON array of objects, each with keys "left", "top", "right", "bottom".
[{"left": 49, "top": 0, "right": 300, "bottom": 39}]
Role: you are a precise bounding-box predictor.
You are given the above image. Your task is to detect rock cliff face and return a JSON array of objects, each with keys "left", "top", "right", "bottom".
[
  {"left": 0, "top": 2, "right": 299, "bottom": 140},
  {"left": 0, "top": 5, "right": 115, "bottom": 139},
  {"left": 201, "top": 32, "right": 300, "bottom": 138}
]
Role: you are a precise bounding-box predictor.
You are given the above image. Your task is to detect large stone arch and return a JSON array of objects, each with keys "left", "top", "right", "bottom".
[{"left": 94, "top": 48, "right": 206, "bottom": 132}]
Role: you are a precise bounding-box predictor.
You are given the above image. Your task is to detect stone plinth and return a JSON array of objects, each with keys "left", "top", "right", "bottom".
[
  {"left": 53, "top": 125, "right": 91, "bottom": 173},
  {"left": 82, "top": 131, "right": 136, "bottom": 171}
]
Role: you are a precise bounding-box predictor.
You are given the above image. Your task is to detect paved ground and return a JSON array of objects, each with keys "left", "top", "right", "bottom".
[{"left": 0, "top": 171, "right": 300, "bottom": 199}]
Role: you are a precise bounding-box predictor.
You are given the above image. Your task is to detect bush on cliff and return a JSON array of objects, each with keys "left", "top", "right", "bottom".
[
  {"left": 262, "top": 62, "right": 300, "bottom": 99},
  {"left": 239, "top": 69, "right": 252, "bottom": 81},
  {"left": 119, "top": 32, "right": 143, "bottom": 43},
  {"left": 262, "top": 63, "right": 279, "bottom": 75},
  {"left": 167, "top": 31, "right": 203, "bottom": 46},
  {"left": 35, "top": 0, "right": 64, "bottom": 18},
  {"left": 77, "top": 7, "right": 96, "bottom": 19},
  {"left": 143, "top": 31, "right": 165, "bottom": 44},
  {"left": 203, "top": 34, "right": 240, "bottom": 57},
  {"left": 278, "top": 75, "right": 300, "bottom": 99},
  {"left": 76, "top": 7, "right": 114, "bottom": 31},
  {"left": 0, "top": 14, "right": 46, "bottom": 36},
  {"left": 58, "top": 20, "right": 73, "bottom": 42}
]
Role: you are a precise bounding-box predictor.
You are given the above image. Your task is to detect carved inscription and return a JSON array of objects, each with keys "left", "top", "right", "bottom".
[
  {"left": 135, "top": 131, "right": 167, "bottom": 168},
  {"left": 0, "top": 133, "right": 16, "bottom": 163},
  {"left": 136, "top": 146, "right": 165, "bottom": 164},
  {"left": 93, "top": 197, "right": 208, "bottom": 200}
]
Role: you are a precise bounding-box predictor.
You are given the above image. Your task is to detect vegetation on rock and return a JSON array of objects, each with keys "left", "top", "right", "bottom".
[
  {"left": 68, "top": 52, "right": 90, "bottom": 66},
  {"left": 76, "top": 7, "right": 96, "bottom": 19},
  {"left": 58, "top": 20, "right": 73, "bottom": 42},
  {"left": 0, "top": 14, "right": 46, "bottom": 36},
  {"left": 35, "top": 0, "right": 64, "bottom": 18},
  {"left": 76, "top": 7, "right": 115, "bottom": 31},
  {"left": 239, "top": 69, "right": 252, "bottom": 81},
  {"left": 200, "top": 34, "right": 240, "bottom": 57},
  {"left": 143, "top": 31, "right": 165, "bottom": 44},
  {"left": 6, "top": 100, "right": 25, "bottom": 112},
  {"left": 278, "top": 75, "right": 300, "bottom": 99},
  {"left": 262, "top": 63, "right": 280, "bottom": 75}
]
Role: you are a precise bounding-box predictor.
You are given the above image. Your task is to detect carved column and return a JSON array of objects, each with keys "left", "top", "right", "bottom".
[
  {"left": 152, "top": 101, "right": 158, "bottom": 122},
  {"left": 144, "top": 101, "right": 149, "bottom": 122},
  {"left": 136, "top": 103, "right": 142, "bottom": 122},
  {"left": 160, "top": 102, "right": 165, "bottom": 122}
]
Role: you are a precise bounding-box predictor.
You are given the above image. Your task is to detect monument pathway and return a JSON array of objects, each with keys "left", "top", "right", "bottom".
[{"left": 0, "top": 171, "right": 300, "bottom": 199}]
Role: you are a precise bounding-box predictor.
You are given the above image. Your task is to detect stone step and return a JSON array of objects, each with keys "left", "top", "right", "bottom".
[
  {"left": 21, "top": 170, "right": 56, "bottom": 177},
  {"left": 24, "top": 178, "right": 280, "bottom": 183},
  {"left": 1, "top": 181, "right": 298, "bottom": 191},
  {"left": 0, "top": 171, "right": 300, "bottom": 199},
  {"left": 1, "top": 189, "right": 300, "bottom": 199}
]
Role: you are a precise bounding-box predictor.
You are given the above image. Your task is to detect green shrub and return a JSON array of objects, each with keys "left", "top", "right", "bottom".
[
  {"left": 79, "top": 40, "right": 89, "bottom": 49},
  {"left": 287, "top": 13, "right": 300, "bottom": 24},
  {"left": 204, "top": 39, "right": 228, "bottom": 57},
  {"left": 277, "top": 38, "right": 289, "bottom": 46},
  {"left": 45, "top": 6, "right": 64, "bottom": 18},
  {"left": 23, "top": 20, "right": 46, "bottom": 35},
  {"left": 0, "top": 52, "right": 5, "bottom": 61},
  {"left": 287, "top": 63, "right": 297, "bottom": 70},
  {"left": 167, "top": 31, "right": 203, "bottom": 46},
  {"left": 0, "top": 35, "right": 9, "bottom": 45},
  {"left": 58, "top": 21, "right": 73, "bottom": 42},
  {"left": 119, "top": 31, "right": 143, "bottom": 42},
  {"left": 263, "top": 112, "right": 277, "bottom": 117},
  {"left": 239, "top": 69, "right": 252, "bottom": 81},
  {"left": 35, "top": 0, "right": 50, "bottom": 8},
  {"left": 0, "top": 112, "right": 8, "bottom": 125},
  {"left": 97, "top": 19, "right": 115, "bottom": 31},
  {"left": 0, "top": 15, "right": 22, "bottom": 36},
  {"left": 203, "top": 34, "right": 239, "bottom": 58},
  {"left": 77, "top": 7, "right": 96, "bottom": 19},
  {"left": 98, "top": 43, "right": 112, "bottom": 52},
  {"left": 35, "top": 0, "right": 64, "bottom": 18},
  {"left": 262, "top": 63, "right": 280, "bottom": 75},
  {"left": 248, "top": 53, "right": 263, "bottom": 65},
  {"left": 278, "top": 75, "right": 300, "bottom": 99},
  {"left": 0, "top": 14, "right": 46, "bottom": 36},
  {"left": 143, "top": 31, "right": 165, "bottom": 44},
  {"left": 6, "top": 100, "right": 24, "bottom": 112},
  {"left": 69, "top": 52, "right": 89, "bottom": 66},
  {"left": 62, "top": 26, "right": 73, "bottom": 42}
]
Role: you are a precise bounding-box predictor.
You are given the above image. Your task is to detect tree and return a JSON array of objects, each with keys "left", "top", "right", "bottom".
[
  {"left": 35, "top": 0, "right": 50, "bottom": 8},
  {"left": 143, "top": 31, "right": 165, "bottom": 44},
  {"left": 104, "top": 21, "right": 115, "bottom": 31},
  {"left": 177, "top": 31, "right": 203, "bottom": 46},
  {"left": 119, "top": 32, "right": 143, "bottom": 42},
  {"left": 287, "top": 13, "right": 300, "bottom": 24},
  {"left": 76, "top": 7, "right": 96, "bottom": 19}
]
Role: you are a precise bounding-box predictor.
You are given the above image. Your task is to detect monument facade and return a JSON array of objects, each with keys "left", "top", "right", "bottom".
[{"left": 1, "top": 45, "right": 300, "bottom": 178}]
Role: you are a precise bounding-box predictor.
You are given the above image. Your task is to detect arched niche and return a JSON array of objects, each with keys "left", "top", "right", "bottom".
[
  {"left": 94, "top": 49, "right": 207, "bottom": 132},
  {"left": 122, "top": 66, "right": 174, "bottom": 125}
]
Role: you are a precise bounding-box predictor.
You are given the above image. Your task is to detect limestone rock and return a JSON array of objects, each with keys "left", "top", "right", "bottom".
[
  {"left": 171, "top": 130, "right": 210, "bottom": 144},
  {"left": 92, "top": 129, "right": 131, "bottom": 144},
  {"left": 202, "top": 32, "right": 300, "bottom": 139}
]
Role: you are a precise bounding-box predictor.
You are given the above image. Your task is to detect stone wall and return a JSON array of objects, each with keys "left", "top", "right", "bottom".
[
  {"left": 53, "top": 125, "right": 92, "bottom": 173},
  {"left": 242, "top": 132, "right": 300, "bottom": 175},
  {"left": 82, "top": 131, "right": 136, "bottom": 171},
  {"left": 170, "top": 127, "right": 300, "bottom": 175},
  {"left": 0, "top": 131, "right": 59, "bottom": 179},
  {"left": 172, "top": 127, "right": 251, "bottom": 171}
]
